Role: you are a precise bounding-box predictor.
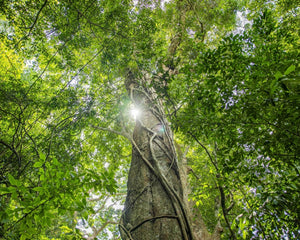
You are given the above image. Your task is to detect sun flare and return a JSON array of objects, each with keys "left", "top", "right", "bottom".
[{"left": 130, "top": 106, "right": 140, "bottom": 120}]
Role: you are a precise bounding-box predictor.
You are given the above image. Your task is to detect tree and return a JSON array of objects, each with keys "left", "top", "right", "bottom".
[
  {"left": 0, "top": 0, "right": 299, "bottom": 239},
  {"left": 119, "top": 69, "right": 195, "bottom": 239}
]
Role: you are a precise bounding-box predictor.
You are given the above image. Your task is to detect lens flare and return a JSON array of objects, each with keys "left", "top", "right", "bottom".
[{"left": 130, "top": 106, "right": 140, "bottom": 120}]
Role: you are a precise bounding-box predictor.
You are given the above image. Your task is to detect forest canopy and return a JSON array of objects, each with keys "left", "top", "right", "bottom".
[{"left": 0, "top": 0, "right": 299, "bottom": 239}]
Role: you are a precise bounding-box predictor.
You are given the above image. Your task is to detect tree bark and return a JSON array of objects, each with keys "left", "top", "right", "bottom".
[{"left": 119, "top": 71, "right": 194, "bottom": 240}]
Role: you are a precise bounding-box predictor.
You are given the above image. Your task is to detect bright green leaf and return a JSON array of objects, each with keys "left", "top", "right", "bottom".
[
  {"left": 274, "top": 71, "right": 283, "bottom": 80},
  {"left": 284, "top": 65, "right": 295, "bottom": 75},
  {"left": 8, "top": 174, "right": 21, "bottom": 187},
  {"left": 33, "top": 162, "right": 43, "bottom": 168},
  {"left": 40, "top": 153, "right": 46, "bottom": 162}
]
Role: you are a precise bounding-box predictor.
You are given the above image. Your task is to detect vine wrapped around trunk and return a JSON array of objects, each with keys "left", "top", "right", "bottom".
[{"left": 119, "top": 71, "right": 194, "bottom": 240}]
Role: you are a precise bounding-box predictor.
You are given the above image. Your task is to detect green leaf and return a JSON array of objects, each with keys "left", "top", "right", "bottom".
[
  {"left": 34, "top": 214, "right": 39, "bottom": 224},
  {"left": 284, "top": 65, "right": 295, "bottom": 75},
  {"left": 8, "top": 174, "right": 21, "bottom": 187},
  {"left": 40, "top": 174, "right": 45, "bottom": 181},
  {"left": 20, "top": 234, "right": 27, "bottom": 240},
  {"left": 33, "top": 187, "right": 44, "bottom": 192},
  {"left": 33, "top": 162, "right": 43, "bottom": 168},
  {"left": 40, "top": 153, "right": 46, "bottom": 162},
  {"left": 45, "top": 162, "right": 51, "bottom": 169},
  {"left": 242, "top": 230, "right": 247, "bottom": 239},
  {"left": 274, "top": 71, "right": 283, "bottom": 80},
  {"left": 0, "top": 186, "right": 15, "bottom": 194},
  {"left": 53, "top": 157, "right": 59, "bottom": 166}
]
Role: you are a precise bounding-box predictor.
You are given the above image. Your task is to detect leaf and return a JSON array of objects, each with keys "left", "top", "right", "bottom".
[
  {"left": 242, "top": 230, "right": 247, "bottom": 239},
  {"left": 45, "top": 162, "right": 51, "bottom": 169},
  {"left": 33, "top": 187, "right": 44, "bottom": 192},
  {"left": 8, "top": 174, "right": 21, "bottom": 187},
  {"left": 40, "top": 174, "right": 45, "bottom": 181},
  {"left": 274, "top": 71, "right": 283, "bottom": 80},
  {"left": 20, "top": 234, "right": 27, "bottom": 240},
  {"left": 40, "top": 153, "right": 46, "bottom": 162},
  {"left": 0, "top": 186, "right": 15, "bottom": 194},
  {"left": 60, "top": 225, "right": 73, "bottom": 233},
  {"left": 33, "top": 162, "right": 43, "bottom": 168},
  {"left": 53, "top": 157, "right": 59, "bottom": 166},
  {"left": 284, "top": 65, "right": 295, "bottom": 75},
  {"left": 33, "top": 214, "right": 39, "bottom": 225}
]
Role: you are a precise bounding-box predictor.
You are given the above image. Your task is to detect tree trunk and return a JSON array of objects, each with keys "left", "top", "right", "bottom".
[{"left": 119, "top": 71, "right": 194, "bottom": 240}]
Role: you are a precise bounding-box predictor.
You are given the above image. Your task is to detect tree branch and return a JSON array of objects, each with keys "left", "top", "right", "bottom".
[
  {"left": 15, "top": 0, "right": 48, "bottom": 46},
  {"left": 27, "top": 0, "right": 48, "bottom": 34},
  {"left": 89, "top": 221, "right": 118, "bottom": 240},
  {"left": 188, "top": 131, "right": 218, "bottom": 171},
  {"left": 0, "top": 140, "right": 21, "bottom": 167},
  {"left": 219, "top": 185, "right": 236, "bottom": 240},
  {"left": 6, "top": 196, "right": 53, "bottom": 232}
]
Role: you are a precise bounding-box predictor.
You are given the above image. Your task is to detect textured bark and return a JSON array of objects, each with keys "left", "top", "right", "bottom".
[{"left": 119, "top": 71, "right": 194, "bottom": 240}]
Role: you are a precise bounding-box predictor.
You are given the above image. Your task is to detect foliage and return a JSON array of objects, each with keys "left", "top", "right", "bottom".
[
  {"left": 0, "top": 0, "right": 131, "bottom": 238},
  {"left": 0, "top": 0, "right": 299, "bottom": 239},
  {"left": 173, "top": 4, "right": 299, "bottom": 239}
]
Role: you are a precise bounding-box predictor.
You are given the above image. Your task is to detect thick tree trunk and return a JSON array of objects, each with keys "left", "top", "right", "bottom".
[{"left": 119, "top": 71, "right": 194, "bottom": 240}]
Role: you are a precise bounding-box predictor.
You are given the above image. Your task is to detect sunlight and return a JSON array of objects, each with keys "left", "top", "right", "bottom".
[{"left": 130, "top": 105, "right": 140, "bottom": 120}]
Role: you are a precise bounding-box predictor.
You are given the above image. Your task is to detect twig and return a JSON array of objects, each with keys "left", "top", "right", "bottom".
[
  {"left": 90, "top": 221, "right": 118, "bottom": 239},
  {"left": 188, "top": 131, "right": 218, "bottom": 171},
  {"left": 15, "top": 0, "right": 48, "bottom": 46},
  {"left": 0, "top": 140, "right": 21, "bottom": 166},
  {"left": 6, "top": 196, "right": 53, "bottom": 232},
  {"left": 219, "top": 185, "right": 236, "bottom": 240}
]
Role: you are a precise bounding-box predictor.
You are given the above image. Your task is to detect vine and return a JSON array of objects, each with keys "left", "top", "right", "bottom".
[{"left": 120, "top": 72, "right": 194, "bottom": 239}]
